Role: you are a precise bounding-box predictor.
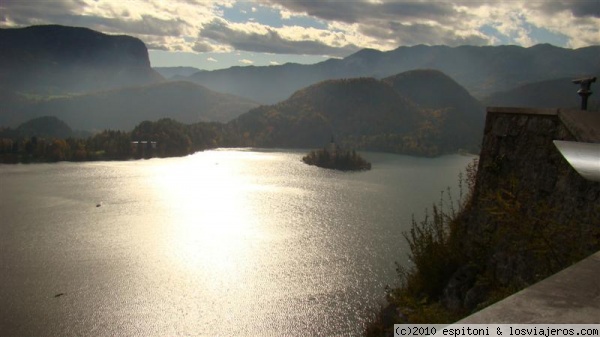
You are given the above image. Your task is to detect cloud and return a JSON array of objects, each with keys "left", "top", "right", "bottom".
[
  {"left": 200, "top": 18, "right": 360, "bottom": 56},
  {"left": 0, "top": 0, "right": 598, "bottom": 59},
  {"left": 193, "top": 40, "right": 215, "bottom": 52},
  {"left": 239, "top": 59, "right": 254, "bottom": 64},
  {"left": 258, "top": 0, "right": 494, "bottom": 47},
  {"left": 534, "top": 1, "right": 600, "bottom": 18},
  {"left": 145, "top": 42, "right": 170, "bottom": 51},
  {"left": 355, "top": 19, "right": 490, "bottom": 47},
  {"left": 0, "top": 0, "right": 215, "bottom": 51},
  {"left": 207, "top": 57, "right": 218, "bottom": 62},
  {"left": 263, "top": 0, "right": 600, "bottom": 48},
  {"left": 264, "top": 0, "right": 457, "bottom": 25},
  {"left": 457, "top": 2, "right": 600, "bottom": 48}
]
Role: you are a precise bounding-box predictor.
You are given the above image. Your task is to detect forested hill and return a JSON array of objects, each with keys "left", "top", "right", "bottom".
[
  {"left": 229, "top": 69, "right": 485, "bottom": 156},
  {"left": 2, "top": 69, "right": 486, "bottom": 159},
  {"left": 383, "top": 70, "right": 486, "bottom": 151},
  {"left": 15, "top": 116, "right": 74, "bottom": 139}
]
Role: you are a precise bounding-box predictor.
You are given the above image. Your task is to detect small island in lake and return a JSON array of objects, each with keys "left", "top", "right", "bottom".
[{"left": 302, "top": 140, "right": 371, "bottom": 171}]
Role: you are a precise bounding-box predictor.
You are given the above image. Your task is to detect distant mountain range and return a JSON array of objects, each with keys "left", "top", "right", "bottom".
[
  {"left": 1, "top": 24, "right": 597, "bottom": 157},
  {"left": 184, "top": 44, "right": 600, "bottom": 104},
  {"left": 154, "top": 67, "right": 202, "bottom": 79},
  {"left": 484, "top": 77, "right": 600, "bottom": 110}
]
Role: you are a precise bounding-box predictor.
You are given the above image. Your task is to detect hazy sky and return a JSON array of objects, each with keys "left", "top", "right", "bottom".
[{"left": 1, "top": 1, "right": 599, "bottom": 70}]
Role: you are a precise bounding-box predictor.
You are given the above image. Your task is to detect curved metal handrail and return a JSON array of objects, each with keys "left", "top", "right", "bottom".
[{"left": 554, "top": 140, "right": 600, "bottom": 182}]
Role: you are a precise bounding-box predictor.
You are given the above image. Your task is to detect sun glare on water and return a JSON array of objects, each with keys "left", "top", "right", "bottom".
[{"left": 150, "top": 151, "right": 270, "bottom": 281}]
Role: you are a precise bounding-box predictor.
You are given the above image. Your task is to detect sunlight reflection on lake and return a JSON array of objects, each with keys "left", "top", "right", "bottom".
[
  {"left": 0, "top": 149, "right": 475, "bottom": 336},
  {"left": 154, "top": 151, "right": 260, "bottom": 274}
]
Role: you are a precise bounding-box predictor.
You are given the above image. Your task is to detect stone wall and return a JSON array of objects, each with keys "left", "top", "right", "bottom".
[
  {"left": 470, "top": 107, "right": 599, "bottom": 227},
  {"left": 445, "top": 107, "right": 600, "bottom": 311}
]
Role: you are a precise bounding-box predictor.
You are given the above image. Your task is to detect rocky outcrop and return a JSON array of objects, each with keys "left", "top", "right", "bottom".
[{"left": 0, "top": 25, "right": 163, "bottom": 94}]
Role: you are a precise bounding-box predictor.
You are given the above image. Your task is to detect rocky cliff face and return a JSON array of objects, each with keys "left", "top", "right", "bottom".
[
  {"left": 0, "top": 25, "right": 163, "bottom": 94},
  {"left": 445, "top": 107, "right": 600, "bottom": 311}
]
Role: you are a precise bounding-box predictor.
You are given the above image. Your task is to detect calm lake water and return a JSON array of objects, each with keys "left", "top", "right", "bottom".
[{"left": 0, "top": 149, "right": 474, "bottom": 336}]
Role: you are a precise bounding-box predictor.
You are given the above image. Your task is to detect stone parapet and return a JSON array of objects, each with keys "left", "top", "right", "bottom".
[
  {"left": 459, "top": 250, "right": 600, "bottom": 323},
  {"left": 446, "top": 107, "right": 600, "bottom": 313}
]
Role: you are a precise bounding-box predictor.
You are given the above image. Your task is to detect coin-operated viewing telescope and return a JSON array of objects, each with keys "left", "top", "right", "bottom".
[{"left": 572, "top": 76, "right": 596, "bottom": 110}]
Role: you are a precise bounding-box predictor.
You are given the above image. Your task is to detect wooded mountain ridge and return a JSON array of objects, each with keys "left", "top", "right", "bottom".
[
  {"left": 229, "top": 69, "right": 485, "bottom": 156},
  {"left": 3, "top": 69, "right": 485, "bottom": 158}
]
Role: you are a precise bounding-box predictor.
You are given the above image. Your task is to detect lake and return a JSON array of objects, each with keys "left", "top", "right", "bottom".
[{"left": 0, "top": 149, "right": 474, "bottom": 336}]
